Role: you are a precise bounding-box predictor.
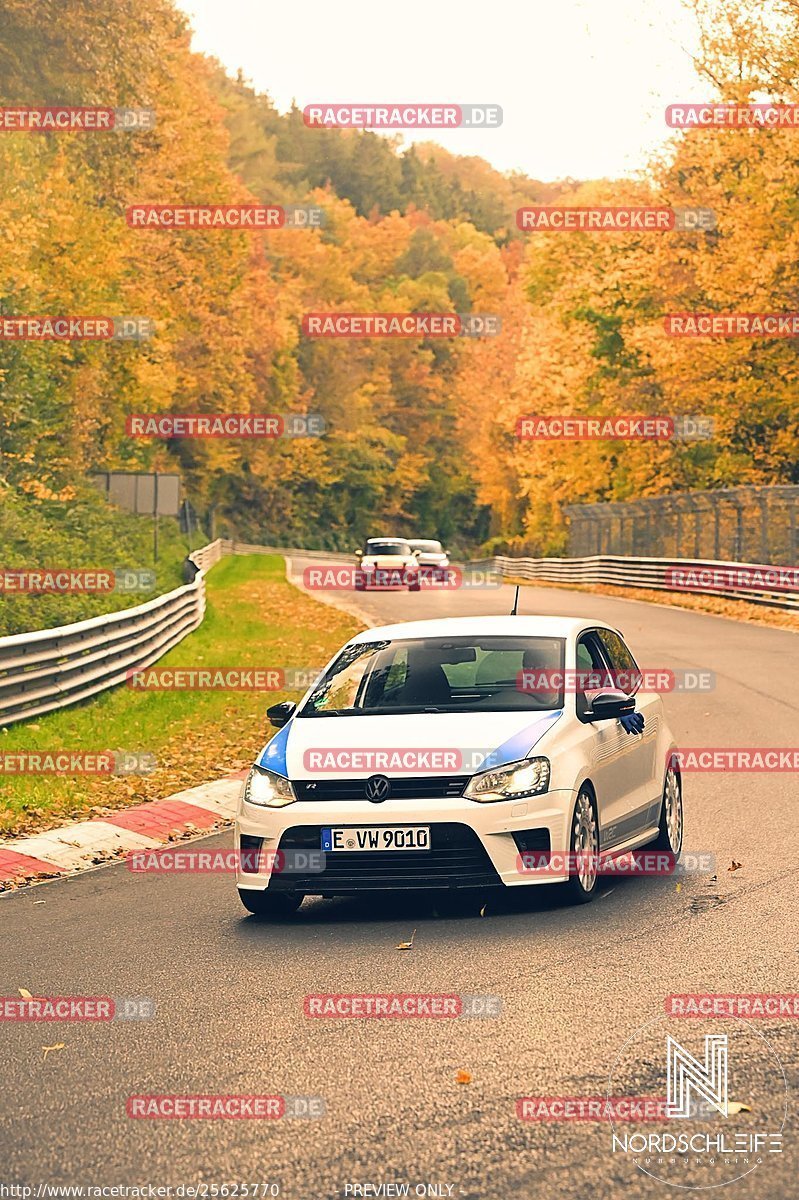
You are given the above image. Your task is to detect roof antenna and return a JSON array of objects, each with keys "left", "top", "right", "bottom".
[{"left": 510, "top": 584, "right": 520, "bottom": 616}]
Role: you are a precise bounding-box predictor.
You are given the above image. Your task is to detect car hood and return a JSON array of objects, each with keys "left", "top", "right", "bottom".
[{"left": 257, "top": 709, "right": 562, "bottom": 779}]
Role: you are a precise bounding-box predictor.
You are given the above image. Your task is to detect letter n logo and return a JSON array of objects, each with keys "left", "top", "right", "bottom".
[{"left": 666, "top": 1034, "right": 728, "bottom": 1118}]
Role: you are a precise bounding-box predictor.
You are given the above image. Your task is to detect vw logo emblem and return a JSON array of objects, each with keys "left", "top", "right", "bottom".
[{"left": 365, "top": 774, "right": 391, "bottom": 803}]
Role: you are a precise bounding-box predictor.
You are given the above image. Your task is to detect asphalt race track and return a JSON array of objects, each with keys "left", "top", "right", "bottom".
[{"left": 1, "top": 558, "right": 796, "bottom": 1198}]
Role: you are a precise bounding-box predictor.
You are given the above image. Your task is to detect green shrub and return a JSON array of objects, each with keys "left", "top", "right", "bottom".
[{"left": 0, "top": 483, "right": 197, "bottom": 636}]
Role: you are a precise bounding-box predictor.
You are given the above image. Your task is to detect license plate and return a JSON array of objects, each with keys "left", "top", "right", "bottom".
[{"left": 321, "top": 826, "right": 430, "bottom": 852}]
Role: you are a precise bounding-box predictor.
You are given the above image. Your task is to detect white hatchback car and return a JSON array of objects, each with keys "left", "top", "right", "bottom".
[
  {"left": 408, "top": 539, "right": 450, "bottom": 573},
  {"left": 354, "top": 538, "right": 421, "bottom": 591},
  {"left": 235, "top": 616, "right": 682, "bottom": 916}
]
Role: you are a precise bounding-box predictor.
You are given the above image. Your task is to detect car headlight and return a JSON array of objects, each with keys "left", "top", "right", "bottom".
[
  {"left": 243, "top": 764, "right": 296, "bottom": 808},
  {"left": 464, "top": 757, "right": 550, "bottom": 803}
]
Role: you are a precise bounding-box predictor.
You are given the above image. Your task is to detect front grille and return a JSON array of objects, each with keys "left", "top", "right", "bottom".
[
  {"left": 293, "top": 776, "right": 470, "bottom": 802},
  {"left": 271, "top": 822, "right": 502, "bottom": 893}
]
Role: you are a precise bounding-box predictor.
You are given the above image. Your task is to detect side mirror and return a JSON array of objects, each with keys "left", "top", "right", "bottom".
[
  {"left": 587, "top": 689, "right": 635, "bottom": 722},
  {"left": 353, "top": 548, "right": 362, "bottom": 558},
  {"left": 411, "top": 549, "right": 421, "bottom": 557},
  {"left": 266, "top": 700, "right": 296, "bottom": 729}
]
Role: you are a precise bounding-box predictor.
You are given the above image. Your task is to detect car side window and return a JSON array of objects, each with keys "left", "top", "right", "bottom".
[
  {"left": 596, "top": 629, "right": 640, "bottom": 695},
  {"left": 575, "top": 631, "right": 612, "bottom": 720}
]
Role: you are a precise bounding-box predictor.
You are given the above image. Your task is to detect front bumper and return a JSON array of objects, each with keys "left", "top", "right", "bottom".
[{"left": 235, "top": 789, "right": 576, "bottom": 893}]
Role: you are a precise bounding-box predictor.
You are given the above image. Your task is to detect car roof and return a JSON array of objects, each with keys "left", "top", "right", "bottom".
[
  {"left": 348, "top": 615, "right": 623, "bottom": 642},
  {"left": 365, "top": 537, "right": 408, "bottom": 543}
]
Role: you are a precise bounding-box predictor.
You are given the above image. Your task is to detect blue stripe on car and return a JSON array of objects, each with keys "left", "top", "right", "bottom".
[
  {"left": 478, "top": 710, "right": 562, "bottom": 771},
  {"left": 257, "top": 721, "right": 292, "bottom": 775}
]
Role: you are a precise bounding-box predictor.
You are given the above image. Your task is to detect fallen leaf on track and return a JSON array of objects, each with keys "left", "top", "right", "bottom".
[
  {"left": 455, "top": 1070, "right": 472, "bottom": 1084},
  {"left": 727, "top": 860, "right": 743, "bottom": 872},
  {"left": 18, "top": 988, "right": 32, "bottom": 999},
  {"left": 727, "top": 1101, "right": 751, "bottom": 1115},
  {"left": 396, "top": 929, "right": 416, "bottom": 950},
  {"left": 41, "top": 1043, "right": 65, "bottom": 1061}
]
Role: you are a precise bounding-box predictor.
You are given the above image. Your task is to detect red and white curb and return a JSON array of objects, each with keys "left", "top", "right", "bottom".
[{"left": 0, "top": 772, "right": 247, "bottom": 890}]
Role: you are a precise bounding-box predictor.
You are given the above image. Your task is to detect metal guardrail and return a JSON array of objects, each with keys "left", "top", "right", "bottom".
[
  {"left": 226, "top": 541, "right": 350, "bottom": 561},
  {"left": 0, "top": 539, "right": 230, "bottom": 727},
  {"left": 486, "top": 554, "right": 799, "bottom": 613},
  {"left": 0, "top": 539, "right": 351, "bottom": 727}
]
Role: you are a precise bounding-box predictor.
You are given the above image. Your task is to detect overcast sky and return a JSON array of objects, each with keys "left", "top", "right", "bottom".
[{"left": 181, "top": 0, "right": 706, "bottom": 181}]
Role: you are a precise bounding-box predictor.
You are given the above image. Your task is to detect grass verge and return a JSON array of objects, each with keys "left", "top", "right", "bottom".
[{"left": 0, "top": 555, "right": 362, "bottom": 838}]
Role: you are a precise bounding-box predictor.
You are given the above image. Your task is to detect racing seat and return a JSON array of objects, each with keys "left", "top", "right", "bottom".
[{"left": 521, "top": 646, "right": 560, "bottom": 708}]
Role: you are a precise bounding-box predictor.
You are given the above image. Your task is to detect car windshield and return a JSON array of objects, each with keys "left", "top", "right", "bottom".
[
  {"left": 410, "top": 541, "right": 443, "bottom": 552},
  {"left": 298, "top": 636, "right": 565, "bottom": 715},
  {"left": 364, "top": 542, "right": 411, "bottom": 555}
]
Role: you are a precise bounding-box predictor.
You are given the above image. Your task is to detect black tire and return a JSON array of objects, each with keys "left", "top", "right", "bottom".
[
  {"left": 238, "top": 889, "right": 303, "bottom": 918},
  {"left": 645, "top": 763, "right": 683, "bottom": 858},
  {"left": 560, "top": 788, "right": 599, "bottom": 905}
]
